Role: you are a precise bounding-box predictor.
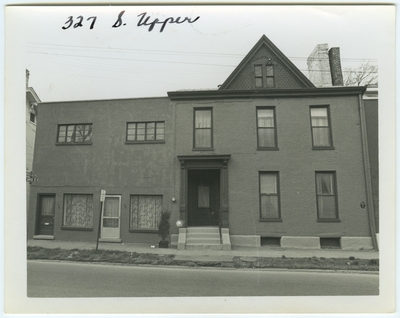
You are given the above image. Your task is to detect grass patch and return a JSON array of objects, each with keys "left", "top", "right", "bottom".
[{"left": 27, "top": 246, "right": 379, "bottom": 271}]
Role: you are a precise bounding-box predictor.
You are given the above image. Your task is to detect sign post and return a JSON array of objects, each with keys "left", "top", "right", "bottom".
[{"left": 96, "top": 190, "right": 106, "bottom": 251}]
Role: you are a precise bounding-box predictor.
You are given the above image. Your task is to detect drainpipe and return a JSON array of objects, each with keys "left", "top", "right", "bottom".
[{"left": 358, "top": 93, "right": 378, "bottom": 250}]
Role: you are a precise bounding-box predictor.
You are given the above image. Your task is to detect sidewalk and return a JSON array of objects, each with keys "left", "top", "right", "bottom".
[{"left": 27, "top": 239, "right": 379, "bottom": 262}]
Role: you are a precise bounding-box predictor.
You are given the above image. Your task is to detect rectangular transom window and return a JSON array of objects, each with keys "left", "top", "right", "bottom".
[
  {"left": 63, "top": 194, "right": 93, "bottom": 227},
  {"left": 310, "top": 106, "right": 333, "bottom": 148},
  {"left": 315, "top": 172, "right": 338, "bottom": 220},
  {"left": 57, "top": 124, "right": 92, "bottom": 143},
  {"left": 130, "top": 195, "right": 163, "bottom": 229},
  {"left": 259, "top": 172, "right": 280, "bottom": 219},
  {"left": 194, "top": 108, "right": 213, "bottom": 149},
  {"left": 126, "top": 122, "right": 165, "bottom": 142},
  {"left": 257, "top": 107, "right": 277, "bottom": 148}
]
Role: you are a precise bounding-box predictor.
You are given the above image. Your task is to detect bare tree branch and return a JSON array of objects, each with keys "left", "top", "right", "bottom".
[{"left": 344, "top": 62, "right": 378, "bottom": 86}]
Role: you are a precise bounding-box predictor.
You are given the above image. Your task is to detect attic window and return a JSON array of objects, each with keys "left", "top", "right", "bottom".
[{"left": 254, "top": 64, "right": 275, "bottom": 88}]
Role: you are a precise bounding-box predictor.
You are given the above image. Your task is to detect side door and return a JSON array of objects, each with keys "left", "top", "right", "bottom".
[
  {"left": 37, "top": 195, "right": 55, "bottom": 236},
  {"left": 101, "top": 195, "right": 121, "bottom": 240}
]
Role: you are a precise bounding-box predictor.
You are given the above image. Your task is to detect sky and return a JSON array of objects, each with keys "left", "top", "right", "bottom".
[{"left": 17, "top": 5, "right": 392, "bottom": 102}]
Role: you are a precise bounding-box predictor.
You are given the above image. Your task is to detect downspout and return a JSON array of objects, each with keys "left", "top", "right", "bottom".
[{"left": 358, "top": 93, "right": 378, "bottom": 250}]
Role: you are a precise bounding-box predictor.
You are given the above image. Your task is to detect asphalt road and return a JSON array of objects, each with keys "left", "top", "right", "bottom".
[{"left": 27, "top": 260, "right": 379, "bottom": 297}]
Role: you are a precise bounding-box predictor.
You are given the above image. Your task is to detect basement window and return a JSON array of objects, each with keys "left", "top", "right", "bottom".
[
  {"left": 320, "top": 237, "right": 341, "bottom": 249},
  {"left": 261, "top": 237, "right": 281, "bottom": 247}
]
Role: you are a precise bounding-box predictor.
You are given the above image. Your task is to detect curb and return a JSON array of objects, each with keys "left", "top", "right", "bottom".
[{"left": 27, "top": 259, "right": 379, "bottom": 274}]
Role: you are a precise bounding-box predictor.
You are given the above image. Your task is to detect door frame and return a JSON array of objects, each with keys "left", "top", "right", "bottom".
[
  {"left": 187, "top": 169, "right": 221, "bottom": 226},
  {"left": 35, "top": 193, "right": 56, "bottom": 236},
  {"left": 100, "top": 195, "right": 122, "bottom": 240},
  {"left": 177, "top": 155, "right": 230, "bottom": 228}
]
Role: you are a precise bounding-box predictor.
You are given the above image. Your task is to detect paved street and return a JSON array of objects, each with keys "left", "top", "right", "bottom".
[{"left": 28, "top": 260, "right": 379, "bottom": 297}]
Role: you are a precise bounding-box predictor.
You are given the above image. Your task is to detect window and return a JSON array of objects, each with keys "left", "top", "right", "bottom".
[
  {"left": 194, "top": 108, "right": 213, "bottom": 149},
  {"left": 257, "top": 107, "right": 277, "bottom": 149},
  {"left": 126, "top": 122, "right": 165, "bottom": 142},
  {"left": 266, "top": 65, "right": 275, "bottom": 88},
  {"left": 259, "top": 172, "right": 281, "bottom": 220},
  {"left": 63, "top": 194, "right": 93, "bottom": 228},
  {"left": 29, "top": 103, "right": 37, "bottom": 124},
  {"left": 315, "top": 172, "right": 339, "bottom": 220},
  {"left": 254, "top": 65, "right": 263, "bottom": 88},
  {"left": 130, "top": 195, "right": 163, "bottom": 230},
  {"left": 310, "top": 106, "right": 333, "bottom": 148},
  {"left": 254, "top": 64, "right": 275, "bottom": 88},
  {"left": 29, "top": 112, "right": 36, "bottom": 124},
  {"left": 57, "top": 124, "right": 92, "bottom": 144}
]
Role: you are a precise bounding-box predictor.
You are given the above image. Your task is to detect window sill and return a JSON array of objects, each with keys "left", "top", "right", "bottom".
[
  {"left": 257, "top": 147, "right": 279, "bottom": 151},
  {"left": 312, "top": 147, "right": 335, "bottom": 150},
  {"left": 192, "top": 148, "right": 214, "bottom": 151},
  {"left": 317, "top": 219, "right": 341, "bottom": 223},
  {"left": 56, "top": 142, "right": 92, "bottom": 146},
  {"left": 129, "top": 228, "right": 158, "bottom": 233},
  {"left": 259, "top": 218, "right": 282, "bottom": 222},
  {"left": 125, "top": 140, "right": 165, "bottom": 144},
  {"left": 61, "top": 226, "right": 93, "bottom": 231}
]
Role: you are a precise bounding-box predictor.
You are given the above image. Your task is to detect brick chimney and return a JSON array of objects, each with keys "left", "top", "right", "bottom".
[
  {"left": 328, "top": 47, "right": 344, "bottom": 86},
  {"left": 307, "top": 44, "right": 344, "bottom": 87}
]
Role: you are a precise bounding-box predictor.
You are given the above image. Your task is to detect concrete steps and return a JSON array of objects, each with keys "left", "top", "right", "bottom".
[
  {"left": 186, "top": 227, "right": 221, "bottom": 249},
  {"left": 177, "top": 227, "right": 232, "bottom": 251}
]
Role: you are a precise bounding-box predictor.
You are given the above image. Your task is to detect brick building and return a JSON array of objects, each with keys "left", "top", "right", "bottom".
[{"left": 27, "top": 35, "right": 378, "bottom": 250}]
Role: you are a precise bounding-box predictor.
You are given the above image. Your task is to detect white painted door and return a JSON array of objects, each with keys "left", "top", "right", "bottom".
[{"left": 101, "top": 195, "right": 121, "bottom": 239}]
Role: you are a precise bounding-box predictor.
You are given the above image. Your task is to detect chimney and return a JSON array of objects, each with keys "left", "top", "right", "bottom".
[
  {"left": 26, "top": 69, "right": 30, "bottom": 87},
  {"left": 328, "top": 47, "right": 344, "bottom": 86},
  {"left": 307, "top": 44, "right": 344, "bottom": 87},
  {"left": 307, "top": 44, "right": 332, "bottom": 87}
]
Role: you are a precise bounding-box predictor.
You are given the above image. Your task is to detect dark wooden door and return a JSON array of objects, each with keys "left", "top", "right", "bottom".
[
  {"left": 188, "top": 170, "right": 220, "bottom": 226},
  {"left": 37, "top": 195, "right": 55, "bottom": 235}
]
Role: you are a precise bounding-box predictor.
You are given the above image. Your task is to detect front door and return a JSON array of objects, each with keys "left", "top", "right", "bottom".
[
  {"left": 37, "top": 195, "right": 55, "bottom": 236},
  {"left": 188, "top": 170, "right": 220, "bottom": 226},
  {"left": 101, "top": 195, "right": 121, "bottom": 240}
]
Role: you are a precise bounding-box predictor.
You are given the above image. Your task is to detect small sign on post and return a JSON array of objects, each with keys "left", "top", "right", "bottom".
[
  {"left": 100, "top": 189, "right": 106, "bottom": 202},
  {"left": 96, "top": 190, "right": 106, "bottom": 251}
]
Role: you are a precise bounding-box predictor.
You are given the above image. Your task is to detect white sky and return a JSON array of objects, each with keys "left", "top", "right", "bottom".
[{"left": 21, "top": 5, "right": 390, "bottom": 102}]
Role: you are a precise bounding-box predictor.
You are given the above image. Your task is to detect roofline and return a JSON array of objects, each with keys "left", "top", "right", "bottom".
[
  {"left": 168, "top": 86, "right": 367, "bottom": 101},
  {"left": 38, "top": 95, "right": 169, "bottom": 105},
  {"left": 26, "top": 87, "right": 41, "bottom": 103},
  {"left": 219, "top": 35, "right": 315, "bottom": 90}
]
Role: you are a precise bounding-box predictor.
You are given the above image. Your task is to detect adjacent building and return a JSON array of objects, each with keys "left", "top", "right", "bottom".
[
  {"left": 27, "top": 35, "right": 378, "bottom": 250},
  {"left": 26, "top": 70, "right": 41, "bottom": 209}
]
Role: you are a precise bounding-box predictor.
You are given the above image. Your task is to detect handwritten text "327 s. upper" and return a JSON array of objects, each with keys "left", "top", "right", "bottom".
[{"left": 62, "top": 11, "right": 200, "bottom": 33}]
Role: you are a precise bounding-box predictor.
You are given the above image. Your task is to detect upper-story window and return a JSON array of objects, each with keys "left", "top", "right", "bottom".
[
  {"left": 194, "top": 108, "right": 213, "bottom": 149},
  {"left": 310, "top": 106, "right": 333, "bottom": 148},
  {"left": 29, "top": 103, "right": 37, "bottom": 124},
  {"left": 254, "top": 64, "right": 275, "bottom": 88},
  {"left": 57, "top": 124, "right": 92, "bottom": 144},
  {"left": 257, "top": 107, "right": 277, "bottom": 149},
  {"left": 126, "top": 122, "right": 165, "bottom": 143},
  {"left": 29, "top": 113, "right": 36, "bottom": 124}
]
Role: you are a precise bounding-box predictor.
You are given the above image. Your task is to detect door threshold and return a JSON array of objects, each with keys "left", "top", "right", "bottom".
[
  {"left": 99, "top": 238, "right": 122, "bottom": 243},
  {"left": 33, "top": 235, "right": 54, "bottom": 240}
]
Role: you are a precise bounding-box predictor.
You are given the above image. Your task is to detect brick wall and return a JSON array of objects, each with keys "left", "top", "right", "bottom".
[{"left": 175, "top": 94, "right": 370, "bottom": 238}]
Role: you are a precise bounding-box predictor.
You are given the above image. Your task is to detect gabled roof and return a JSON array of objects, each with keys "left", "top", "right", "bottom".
[{"left": 219, "top": 35, "right": 315, "bottom": 90}]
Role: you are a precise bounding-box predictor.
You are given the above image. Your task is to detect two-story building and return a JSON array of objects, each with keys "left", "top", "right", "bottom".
[{"left": 27, "top": 35, "right": 378, "bottom": 251}]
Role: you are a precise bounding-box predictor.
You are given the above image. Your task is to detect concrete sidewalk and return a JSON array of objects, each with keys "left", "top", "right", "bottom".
[{"left": 27, "top": 239, "right": 379, "bottom": 262}]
